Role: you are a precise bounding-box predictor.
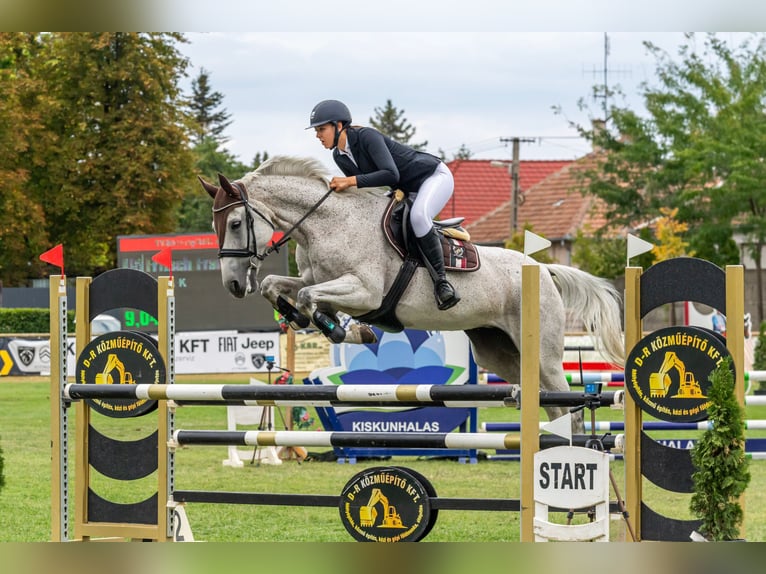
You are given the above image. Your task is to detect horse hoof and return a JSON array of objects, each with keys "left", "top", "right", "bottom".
[{"left": 348, "top": 323, "right": 377, "bottom": 344}]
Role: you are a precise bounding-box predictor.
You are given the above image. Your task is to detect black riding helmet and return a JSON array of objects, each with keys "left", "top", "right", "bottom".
[{"left": 307, "top": 100, "right": 351, "bottom": 149}]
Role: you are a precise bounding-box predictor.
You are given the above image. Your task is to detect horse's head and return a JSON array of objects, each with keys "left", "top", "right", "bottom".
[{"left": 199, "top": 173, "right": 275, "bottom": 299}]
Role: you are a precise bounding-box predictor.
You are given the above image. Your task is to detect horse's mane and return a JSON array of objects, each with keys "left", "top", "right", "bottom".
[
  {"left": 246, "top": 155, "right": 388, "bottom": 200},
  {"left": 253, "top": 155, "right": 330, "bottom": 183}
]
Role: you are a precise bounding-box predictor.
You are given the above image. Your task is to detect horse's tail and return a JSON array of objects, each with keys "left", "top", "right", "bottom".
[{"left": 545, "top": 264, "right": 624, "bottom": 367}]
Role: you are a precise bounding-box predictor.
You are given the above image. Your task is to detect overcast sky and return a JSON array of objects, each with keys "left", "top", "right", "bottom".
[{"left": 177, "top": 32, "right": 752, "bottom": 175}]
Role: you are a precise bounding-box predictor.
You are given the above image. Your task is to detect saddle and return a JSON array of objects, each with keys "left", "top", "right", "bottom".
[
  {"left": 382, "top": 191, "right": 480, "bottom": 272},
  {"left": 353, "top": 192, "right": 480, "bottom": 332}
]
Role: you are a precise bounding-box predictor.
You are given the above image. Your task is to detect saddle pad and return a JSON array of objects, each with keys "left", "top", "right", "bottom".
[
  {"left": 441, "top": 236, "right": 480, "bottom": 272},
  {"left": 381, "top": 195, "right": 481, "bottom": 272}
]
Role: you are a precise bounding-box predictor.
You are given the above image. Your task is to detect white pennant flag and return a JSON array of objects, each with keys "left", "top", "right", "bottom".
[
  {"left": 626, "top": 234, "right": 654, "bottom": 263},
  {"left": 524, "top": 230, "right": 551, "bottom": 257},
  {"left": 541, "top": 412, "right": 572, "bottom": 445}
]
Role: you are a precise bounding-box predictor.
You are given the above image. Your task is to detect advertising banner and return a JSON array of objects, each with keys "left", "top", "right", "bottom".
[{"left": 0, "top": 330, "right": 282, "bottom": 377}]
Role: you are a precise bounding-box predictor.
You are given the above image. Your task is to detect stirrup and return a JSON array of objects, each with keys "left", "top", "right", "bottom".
[{"left": 435, "top": 281, "right": 460, "bottom": 311}]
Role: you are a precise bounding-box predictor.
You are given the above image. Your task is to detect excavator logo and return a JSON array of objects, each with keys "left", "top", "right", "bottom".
[
  {"left": 76, "top": 331, "right": 166, "bottom": 418},
  {"left": 339, "top": 466, "right": 433, "bottom": 542},
  {"left": 649, "top": 351, "right": 706, "bottom": 399},
  {"left": 358, "top": 488, "right": 405, "bottom": 529},
  {"left": 95, "top": 354, "right": 135, "bottom": 385},
  {"left": 625, "top": 325, "right": 729, "bottom": 423}
]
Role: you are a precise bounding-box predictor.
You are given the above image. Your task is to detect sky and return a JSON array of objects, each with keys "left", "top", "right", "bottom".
[
  {"left": 5, "top": 3, "right": 765, "bottom": 177},
  {"left": 7, "top": 1, "right": 759, "bottom": 177},
  {"left": 176, "top": 32, "right": 754, "bottom": 175}
]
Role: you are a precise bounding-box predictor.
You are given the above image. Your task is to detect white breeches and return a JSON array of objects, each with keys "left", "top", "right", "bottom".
[{"left": 410, "top": 162, "right": 454, "bottom": 238}]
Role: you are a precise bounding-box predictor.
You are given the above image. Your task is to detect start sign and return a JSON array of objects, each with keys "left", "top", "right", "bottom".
[{"left": 533, "top": 446, "right": 610, "bottom": 510}]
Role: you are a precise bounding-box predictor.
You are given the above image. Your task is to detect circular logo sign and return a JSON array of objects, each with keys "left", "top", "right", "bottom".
[
  {"left": 339, "top": 466, "right": 433, "bottom": 542},
  {"left": 76, "top": 330, "right": 166, "bottom": 418},
  {"left": 625, "top": 326, "right": 732, "bottom": 422}
]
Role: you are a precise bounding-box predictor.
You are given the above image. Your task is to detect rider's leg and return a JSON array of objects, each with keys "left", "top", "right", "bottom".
[
  {"left": 411, "top": 163, "right": 460, "bottom": 310},
  {"left": 415, "top": 227, "right": 460, "bottom": 310}
]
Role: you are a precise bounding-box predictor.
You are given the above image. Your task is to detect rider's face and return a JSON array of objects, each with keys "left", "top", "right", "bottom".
[{"left": 315, "top": 122, "right": 339, "bottom": 149}]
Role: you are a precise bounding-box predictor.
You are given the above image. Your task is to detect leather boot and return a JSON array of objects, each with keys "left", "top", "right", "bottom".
[{"left": 415, "top": 227, "right": 460, "bottom": 310}]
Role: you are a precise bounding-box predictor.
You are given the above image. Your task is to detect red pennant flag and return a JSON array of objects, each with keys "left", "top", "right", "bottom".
[
  {"left": 40, "top": 244, "right": 64, "bottom": 274},
  {"left": 151, "top": 247, "right": 173, "bottom": 277},
  {"left": 269, "top": 231, "right": 285, "bottom": 247}
]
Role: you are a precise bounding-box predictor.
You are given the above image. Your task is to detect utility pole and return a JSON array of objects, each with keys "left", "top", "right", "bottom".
[{"left": 496, "top": 137, "right": 535, "bottom": 241}]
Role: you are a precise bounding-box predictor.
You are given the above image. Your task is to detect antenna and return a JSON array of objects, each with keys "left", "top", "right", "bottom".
[{"left": 584, "top": 33, "right": 632, "bottom": 123}]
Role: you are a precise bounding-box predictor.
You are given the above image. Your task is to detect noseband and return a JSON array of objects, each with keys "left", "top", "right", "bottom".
[{"left": 213, "top": 181, "right": 274, "bottom": 264}]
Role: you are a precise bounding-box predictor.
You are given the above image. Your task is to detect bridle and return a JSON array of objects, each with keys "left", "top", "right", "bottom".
[
  {"left": 213, "top": 181, "right": 275, "bottom": 266},
  {"left": 213, "top": 180, "right": 334, "bottom": 266}
]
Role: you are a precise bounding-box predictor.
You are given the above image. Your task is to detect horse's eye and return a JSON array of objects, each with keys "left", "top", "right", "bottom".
[{"left": 231, "top": 220, "right": 242, "bottom": 230}]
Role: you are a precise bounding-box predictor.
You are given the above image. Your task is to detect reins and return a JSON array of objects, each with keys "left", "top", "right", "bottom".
[{"left": 264, "top": 186, "right": 334, "bottom": 257}]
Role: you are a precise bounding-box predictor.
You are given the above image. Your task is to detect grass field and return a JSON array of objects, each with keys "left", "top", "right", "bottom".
[{"left": 1, "top": 374, "right": 765, "bottom": 543}]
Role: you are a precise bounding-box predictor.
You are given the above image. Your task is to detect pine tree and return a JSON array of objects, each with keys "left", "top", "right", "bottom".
[
  {"left": 188, "top": 67, "right": 232, "bottom": 146},
  {"left": 369, "top": 99, "right": 428, "bottom": 150},
  {"left": 179, "top": 67, "right": 273, "bottom": 232},
  {"left": 690, "top": 357, "right": 750, "bottom": 540}
]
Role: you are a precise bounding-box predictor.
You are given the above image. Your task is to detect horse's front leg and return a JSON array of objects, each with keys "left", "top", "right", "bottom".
[
  {"left": 296, "top": 274, "right": 380, "bottom": 345},
  {"left": 259, "top": 274, "right": 311, "bottom": 329}
]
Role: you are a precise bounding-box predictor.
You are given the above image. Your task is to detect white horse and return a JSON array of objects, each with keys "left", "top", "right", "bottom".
[{"left": 200, "top": 156, "right": 624, "bottom": 425}]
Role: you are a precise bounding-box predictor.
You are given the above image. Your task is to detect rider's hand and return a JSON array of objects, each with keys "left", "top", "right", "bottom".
[{"left": 330, "top": 176, "right": 356, "bottom": 192}]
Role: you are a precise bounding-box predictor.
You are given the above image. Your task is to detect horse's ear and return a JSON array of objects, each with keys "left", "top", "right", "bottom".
[
  {"left": 198, "top": 176, "right": 218, "bottom": 199},
  {"left": 217, "top": 173, "right": 239, "bottom": 199}
]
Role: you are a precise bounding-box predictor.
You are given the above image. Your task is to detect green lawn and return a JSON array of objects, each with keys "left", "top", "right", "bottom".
[{"left": 1, "top": 375, "right": 764, "bottom": 542}]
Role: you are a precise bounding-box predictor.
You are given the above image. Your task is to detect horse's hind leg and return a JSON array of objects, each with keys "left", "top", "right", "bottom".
[
  {"left": 465, "top": 327, "right": 584, "bottom": 433},
  {"left": 464, "top": 327, "right": 521, "bottom": 385},
  {"left": 539, "top": 338, "right": 585, "bottom": 433}
]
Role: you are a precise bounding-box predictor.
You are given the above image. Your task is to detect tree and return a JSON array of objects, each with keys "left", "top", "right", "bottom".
[
  {"left": 26, "top": 33, "right": 195, "bottom": 276},
  {"left": 690, "top": 357, "right": 750, "bottom": 540},
  {"left": 0, "top": 33, "right": 50, "bottom": 284},
  {"left": 570, "top": 33, "right": 766, "bottom": 321},
  {"left": 653, "top": 206, "right": 696, "bottom": 325},
  {"left": 369, "top": 99, "right": 428, "bottom": 150},
  {"left": 573, "top": 233, "right": 630, "bottom": 279},
  {"left": 439, "top": 144, "right": 473, "bottom": 161},
  {"left": 177, "top": 136, "right": 260, "bottom": 233},
  {"left": 652, "top": 207, "right": 695, "bottom": 261},
  {"left": 188, "top": 67, "right": 232, "bottom": 146}
]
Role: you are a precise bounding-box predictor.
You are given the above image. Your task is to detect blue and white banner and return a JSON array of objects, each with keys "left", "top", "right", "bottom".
[{"left": 306, "top": 327, "right": 476, "bottom": 434}]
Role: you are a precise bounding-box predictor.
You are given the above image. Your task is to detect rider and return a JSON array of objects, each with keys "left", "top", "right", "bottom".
[{"left": 308, "top": 99, "right": 460, "bottom": 310}]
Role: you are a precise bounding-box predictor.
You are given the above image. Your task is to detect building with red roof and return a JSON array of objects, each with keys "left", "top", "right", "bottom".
[
  {"left": 465, "top": 152, "right": 609, "bottom": 264},
  {"left": 441, "top": 159, "right": 573, "bottom": 228}
]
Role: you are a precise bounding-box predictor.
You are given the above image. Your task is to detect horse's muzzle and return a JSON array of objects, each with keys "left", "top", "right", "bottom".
[{"left": 228, "top": 280, "right": 247, "bottom": 299}]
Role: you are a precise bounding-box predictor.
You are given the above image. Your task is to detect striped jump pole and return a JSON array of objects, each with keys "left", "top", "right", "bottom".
[
  {"left": 488, "top": 370, "right": 766, "bottom": 388},
  {"left": 483, "top": 419, "right": 766, "bottom": 432},
  {"left": 171, "top": 429, "right": 625, "bottom": 451},
  {"left": 63, "top": 383, "right": 624, "bottom": 409}
]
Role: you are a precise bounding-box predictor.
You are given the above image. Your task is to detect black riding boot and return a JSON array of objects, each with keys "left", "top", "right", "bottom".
[{"left": 416, "top": 227, "right": 460, "bottom": 310}]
